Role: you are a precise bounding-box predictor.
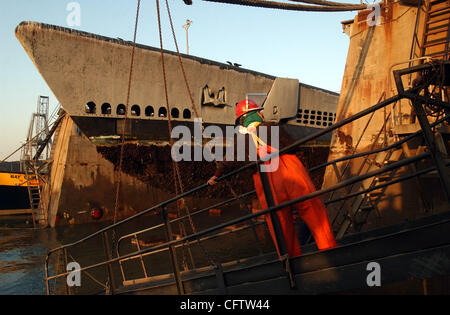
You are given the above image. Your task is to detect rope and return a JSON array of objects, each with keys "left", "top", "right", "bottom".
[
  {"left": 164, "top": 0, "right": 199, "bottom": 118},
  {"left": 201, "top": 0, "right": 367, "bottom": 12},
  {"left": 156, "top": 0, "right": 222, "bottom": 266},
  {"left": 68, "top": 253, "right": 108, "bottom": 290},
  {"left": 157, "top": 0, "right": 217, "bottom": 267},
  {"left": 109, "top": 2, "right": 141, "bottom": 285},
  {"left": 166, "top": 0, "right": 266, "bottom": 254},
  {"left": 112, "top": 0, "right": 141, "bottom": 225}
]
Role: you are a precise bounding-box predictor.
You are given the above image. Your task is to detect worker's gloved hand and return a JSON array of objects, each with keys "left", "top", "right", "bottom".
[{"left": 207, "top": 176, "right": 218, "bottom": 186}]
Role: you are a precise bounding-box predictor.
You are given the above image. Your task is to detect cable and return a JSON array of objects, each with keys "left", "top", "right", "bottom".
[
  {"left": 112, "top": 0, "right": 141, "bottom": 225},
  {"left": 202, "top": 0, "right": 367, "bottom": 12},
  {"left": 288, "top": 0, "right": 367, "bottom": 8},
  {"left": 157, "top": 0, "right": 217, "bottom": 268}
]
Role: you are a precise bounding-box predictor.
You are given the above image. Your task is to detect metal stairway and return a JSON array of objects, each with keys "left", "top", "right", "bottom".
[
  {"left": 332, "top": 0, "right": 450, "bottom": 239},
  {"left": 421, "top": 0, "right": 450, "bottom": 60},
  {"left": 334, "top": 147, "right": 404, "bottom": 239}
]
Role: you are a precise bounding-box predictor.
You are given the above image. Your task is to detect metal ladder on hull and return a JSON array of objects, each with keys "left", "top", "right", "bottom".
[
  {"left": 21, "top": 160, "right": 44, "bottom": 228},
  {"left": 421, "top": 0, "right": 450, "bottom": 60},
  {"left": 332, "top": 0, "right": 450, "bottom": 239},
  {"left": 19, "top": 104, "right": 64, "bottom": 228},
  {"left": 334, "top": 147, "right": 404, "bottom": 239}
]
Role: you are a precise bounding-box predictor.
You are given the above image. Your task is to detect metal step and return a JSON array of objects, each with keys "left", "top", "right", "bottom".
[
  {"left": 428, "top": 22, "right": 450, "bottom": 32},
  {"left": 427, "top": 15, "right": 450, "bottom": 24},
  {"left": 429, "top": 2, "right": 450, "bottom": 13},
  {"left": 424, "top": 37, "right": 449, "bottom": 48},
  {"left": 430, "top": 0, "right": 449, "bottom": 6},
  {"left": 428, "top": 8, "right": 450, "bottom": 18},
  {"left": 392, "top": 123, "right": 422, "bottom": 135},
  {"left": 425, "top": 27, "right": 449, "bottom": 36}
]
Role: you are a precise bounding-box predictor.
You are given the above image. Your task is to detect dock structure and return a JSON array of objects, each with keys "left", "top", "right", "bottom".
[{"left": 323, "top": 0, "right": 450, "bottom": 236}]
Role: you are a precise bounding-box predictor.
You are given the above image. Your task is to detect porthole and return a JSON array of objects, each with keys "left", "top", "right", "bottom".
[
  {"left": 159, "top": 107, "right": 167, "bottom": 117},
  {"left": 145, "top": 106, "right": 154, "bottom": 117},
  {"left": 86, "top": 102, "right": 96, "bottom": 114},
  {"left": 101, "top": 103, "right": 111, "bottom": 114},
  {"left": 117, "top": 104, "right": 126, "bottom": 115},
  {"left": 131, "top": 105, "right": 141, "bottom": 116},
  {"left": 183, "top": 109, "right": 191, "bottom": 119},
  {"left": 171, "top": 108, "right": 180, "bottom": 118}
]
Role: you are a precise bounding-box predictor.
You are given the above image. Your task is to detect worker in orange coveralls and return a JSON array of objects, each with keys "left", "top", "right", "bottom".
[{"left": 207, "top": 99, "right": 338, "bottom": 258}]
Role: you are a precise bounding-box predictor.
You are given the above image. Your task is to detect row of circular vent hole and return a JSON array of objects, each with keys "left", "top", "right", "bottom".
[
  {"left": 85, "top": 102, "right": 192, "bottom": 119},
  {"left": 297, "top": 109, "right": 336, "bottom": 127}
]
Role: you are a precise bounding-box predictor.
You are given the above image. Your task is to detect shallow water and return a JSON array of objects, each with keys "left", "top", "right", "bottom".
[
  {"left": 0, "top": 208, "right": 275, "bottom": 295},
  {"left": 0, "top": 228, "right": 57, "bottom": 294},
  {"left": 0, "top": 216, "right": 112, "bottom": 295}
]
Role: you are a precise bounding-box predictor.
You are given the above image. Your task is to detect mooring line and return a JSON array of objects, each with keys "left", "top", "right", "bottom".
[{"left": 113, "top": 0, "right": 141, "bottom": 225}]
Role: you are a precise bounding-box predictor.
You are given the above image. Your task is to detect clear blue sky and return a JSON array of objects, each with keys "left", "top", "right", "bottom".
[{"left": 0, "top": 0, "right": 359, "bottom": 160}]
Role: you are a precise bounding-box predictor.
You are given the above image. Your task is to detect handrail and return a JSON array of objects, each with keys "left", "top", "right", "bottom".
[
  {"left": 45, "top": 151, "right": 433, "bottom": 283},
  {"left": 117, "top": 221, "right": 265, "bottom": 283},
  {"left": 114, "top": 115, "right": 449, "bottom": 281},
  {"left": 309, "top": 114, "right": 449, "bottom": 173},
  {"left": 116, "top": 190, "right": 257, "bottom": 252},
  {"left": 116, "top": 115, "right": 449, "bottom": 258}
]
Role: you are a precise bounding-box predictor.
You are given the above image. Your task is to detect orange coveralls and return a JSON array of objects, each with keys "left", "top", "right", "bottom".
[{"left": 251, "top": 133, "right": 338, "bottom": 257}]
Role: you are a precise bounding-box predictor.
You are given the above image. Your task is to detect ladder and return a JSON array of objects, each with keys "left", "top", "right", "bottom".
[
  {"left": 333, "top": 140, "right": 403, "bottom": 239},
  {"left": 21, "top": 159, "right": 45, "bottom": 228},
  {"left": 421, "top": 0, "right": 450, "bottom": 60},
  {"left": 18, "top": 97, "right": 62, "bottom": 228},
  {"left": 332, "top": 1, "right": 450, "bottom": 238}
]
